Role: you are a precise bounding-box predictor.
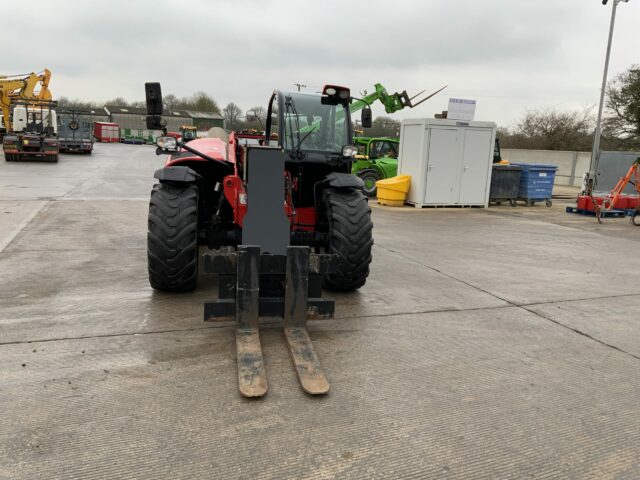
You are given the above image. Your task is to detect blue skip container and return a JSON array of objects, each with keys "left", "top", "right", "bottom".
[{"left": 512, "top": 163, "right": 557, "bottom": 207}]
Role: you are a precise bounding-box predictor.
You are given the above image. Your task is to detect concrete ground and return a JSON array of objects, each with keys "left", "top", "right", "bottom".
[{"left": 1, "top": 143, "right": 639, "bottom": 479}]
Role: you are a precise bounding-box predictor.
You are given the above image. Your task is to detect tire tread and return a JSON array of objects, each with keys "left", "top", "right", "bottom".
[
  {"left": 322, "top": 188, "right": 373, "bottom": 291},
  {"left": 147, "top": 183, "right": 199, "bottom": 292}
]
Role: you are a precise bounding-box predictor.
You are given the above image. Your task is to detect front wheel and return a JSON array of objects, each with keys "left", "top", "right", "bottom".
[
  {"left": 322, "top": 188, "right": 373, "bottom": 291},
  {"left": 357, "top": 169, "right": 379, "bottom": 198},
  {"left": 147, "top": 183, "right": 199, "bottom": 292}
]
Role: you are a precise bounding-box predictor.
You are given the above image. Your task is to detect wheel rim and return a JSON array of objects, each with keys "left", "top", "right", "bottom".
[{"left": 363, "top": 176, "right": 376, "bottom": 193}]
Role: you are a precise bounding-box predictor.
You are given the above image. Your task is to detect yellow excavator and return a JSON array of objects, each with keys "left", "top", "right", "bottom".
[
  {"left": 1, "top": 69, "right": 59, "bottom": 161},
  {"left": 0, "top": 69, "right": 52, "bottom": 136}
]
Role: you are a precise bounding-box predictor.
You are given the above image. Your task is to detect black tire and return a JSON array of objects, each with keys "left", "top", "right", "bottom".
[
  {"left": 632, "top": 210, "right": 640, "bottom": 227},
  {"left": 357, "top": 169, "right": 379, "bottom": 198},
  {"left": 147, "top": 183, "right": 199, "bottom": 292},
  {"left": 322, "top": 188, "right": 373, "bottom": 291},
  {"left": 545, "top": 199, "right": 552, "bottom": 207},
  {"left": 509, "top": 199, "right": 517, "bottom": 207},
  {"left": 4, "top": 154, "right": 12, "bottom": 161}
]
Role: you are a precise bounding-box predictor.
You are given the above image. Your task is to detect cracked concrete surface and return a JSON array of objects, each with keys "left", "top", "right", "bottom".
[{"left": 1, "top": 144, "right": 639, "bottom": 479}]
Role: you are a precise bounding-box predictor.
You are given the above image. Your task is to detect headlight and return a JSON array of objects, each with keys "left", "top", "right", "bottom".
[
  {"left": 156, "top": 136, "right": 177, "bottom": 150},
  {"left": 341, "top": 145, "right": 358, "bottom": 158}
]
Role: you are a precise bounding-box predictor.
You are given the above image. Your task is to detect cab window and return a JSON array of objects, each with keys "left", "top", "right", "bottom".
[{"left": 369, "top": 141, "right": 398, "bottom": 159}]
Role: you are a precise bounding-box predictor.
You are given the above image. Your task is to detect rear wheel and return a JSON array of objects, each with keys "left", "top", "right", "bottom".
[
  {"left": 322, "top": 188, "right": 373, "bottom": 291},
  {"left": 147, "top": 183, "right": 199, "bottom": 292},
  {"left": 357, "top": 169, "right": 379, "bottom": 198}
]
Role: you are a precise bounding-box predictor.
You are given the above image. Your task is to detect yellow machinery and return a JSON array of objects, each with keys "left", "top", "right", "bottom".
[
  {"left": 180, "top": 125, "right": 198, "bottom": 142},
  {"left": 0, "top": 69, "right": 52, "bottom": 132},
  {"left": 1, "top": 70, "right": 58, "bottom": 162}
]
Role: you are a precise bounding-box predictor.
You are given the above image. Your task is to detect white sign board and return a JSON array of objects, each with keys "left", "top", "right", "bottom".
[{"left": 448, "top": 98, "right": 476, "bottom": 121}]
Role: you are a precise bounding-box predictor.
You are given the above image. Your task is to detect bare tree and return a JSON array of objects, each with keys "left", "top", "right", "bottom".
[
  {"left": 57, "top": 90, "right": 226, "bottom": 118},
  {"left": 163, "top": 94, "right": 179, "bottom": 110},
  {"left": 499, "top": 108, "right": 594, "bottom": 151},
  {"left": 362, "top": 116, "right": 400, "bottom": 138},
  {"left": 56, "top": 97, "right": 101, "bottom": 111},
  {"left": 372, "top": 116, "right": 399, "bottom": 128},
  {"left": 248, "top": 105, "right": 267, "bottom": 122},
  {"left": 223, "top": 102, "right": 243, "bottom": 130},
  {"left": 604, "top": 65, "right": 640, "bottom": 149},
  {"left": 162, "top": 92, "right": 221, "bottom": 113},
  {"left": 105, "top": 97, "right": 129, "bottom": 107},
  {"left": 187, "top": 91, "right": 220, "bottom": 114}
]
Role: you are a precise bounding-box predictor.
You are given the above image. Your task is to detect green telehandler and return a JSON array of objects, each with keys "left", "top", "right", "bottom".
[
  {"left": 296, "top": 82, "right": 446, "bottom": 197},
  {"left": 351, "top": 137, "right": 400, "bottom": 197},
  {"left": 348, "top": 83, "right": 446, "bottom": 196}
]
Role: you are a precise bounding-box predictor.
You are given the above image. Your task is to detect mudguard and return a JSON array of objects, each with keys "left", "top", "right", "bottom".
[
  {"left": 323, "top": 172, "right": 364, "bottom": 190},
  {"left": 153, "top": 166, "right": 201, "bottom": 184}
]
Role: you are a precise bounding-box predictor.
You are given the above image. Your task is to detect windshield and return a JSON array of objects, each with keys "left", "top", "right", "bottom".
[{"left": 282, "top": 92, "right": 349, "bottom": 154}]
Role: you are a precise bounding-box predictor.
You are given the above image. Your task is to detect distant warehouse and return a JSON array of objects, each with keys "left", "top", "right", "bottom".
[
  {"left": 184, "top": 110, "right": 225, "bottom": 131},
  {"left": 103, "top": 105, "right": 224, "bottom": 132}
]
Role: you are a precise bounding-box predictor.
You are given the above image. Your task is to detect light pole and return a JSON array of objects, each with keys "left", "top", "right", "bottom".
[{"left": 590, "top": 0, "right": 629, "bottom": 187}]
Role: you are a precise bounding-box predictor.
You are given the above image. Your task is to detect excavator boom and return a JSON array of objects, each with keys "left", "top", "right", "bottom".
[{"left": 0, "top": 69, "right": 52, "bottom": 131}]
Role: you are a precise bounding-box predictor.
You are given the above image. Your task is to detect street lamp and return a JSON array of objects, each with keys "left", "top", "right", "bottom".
[{"left": 590, "top": 0, "right": 630, "bottom": 190}]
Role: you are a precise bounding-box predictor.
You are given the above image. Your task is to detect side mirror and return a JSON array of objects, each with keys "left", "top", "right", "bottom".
[
  {"left": 145, "top": 82, "right": 163, "bottom": 115},
  {"left": 361, "top": 107, "right": 372, "bottom": 128}
]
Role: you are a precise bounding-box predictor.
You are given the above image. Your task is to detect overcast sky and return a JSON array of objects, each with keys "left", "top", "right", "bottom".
[{"left": 6, "top": 0, "right": 640, "bottom": 127}]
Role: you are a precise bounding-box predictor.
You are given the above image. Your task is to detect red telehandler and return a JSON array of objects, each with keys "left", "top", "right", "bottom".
[{"left": 145, "top": 82, "right": 374, "bottom": 397}]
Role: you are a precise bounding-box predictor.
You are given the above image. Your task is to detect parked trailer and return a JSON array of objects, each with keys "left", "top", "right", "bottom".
[
  {"left": 94, "top": 122, "right": 120, "bottom": 143},
  {"left": 58, "top": 111, "right": 94, "bottom": 153}
]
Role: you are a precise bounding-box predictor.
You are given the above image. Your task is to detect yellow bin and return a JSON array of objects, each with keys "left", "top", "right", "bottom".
[{"left": 376, "top": 175, "right": 411, "bottom": 207}]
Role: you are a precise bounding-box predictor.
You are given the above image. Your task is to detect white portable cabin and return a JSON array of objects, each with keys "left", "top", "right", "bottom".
[{"left": 398, "top": 118, "right": 496, "bottom": 207}]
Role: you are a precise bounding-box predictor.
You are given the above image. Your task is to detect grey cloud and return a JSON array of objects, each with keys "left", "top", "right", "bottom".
[{"left": 4, "top": 0, "right": 639, "bottom": 126}]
